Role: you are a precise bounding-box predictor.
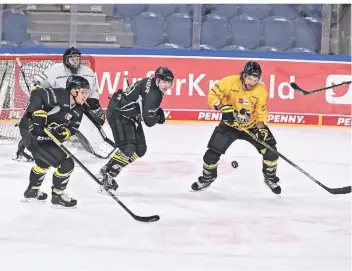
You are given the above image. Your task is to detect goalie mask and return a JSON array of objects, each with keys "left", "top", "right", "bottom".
[{"left": 63, "top": 47, "right": 82, "bottom": 74}]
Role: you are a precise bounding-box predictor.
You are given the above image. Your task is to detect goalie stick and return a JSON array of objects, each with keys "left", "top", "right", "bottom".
[
  {"left": 244, "top": 129, "right": 351, "bottom": 195},
  {"left": 290, "top": 81, "right": 351, "bottom": 96},
  {"left": 44, "top": 127, "right": 160, "bottom": 223}
]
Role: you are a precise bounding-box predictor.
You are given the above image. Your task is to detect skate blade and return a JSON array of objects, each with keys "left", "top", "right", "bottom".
[
  {"left": 97, "top": 186, "right": 109, "bottom": 195},
  {"left": 13, "top": 157, "right": 34, "bottom": 163},
  {"left": 97, "top": 186, "right": 118, "bottom": 195},
  {"left": 264, "top": 183, "right": 282, "bottom": 196},
  {"left": 190, "top": 186, "right": 210, "bottom": 193},
  {"left": 51, "top": 204, "right": 77, "bottom": 209},
  {"left": 21, "top": 197, "right": 46, "bottom": 203}
]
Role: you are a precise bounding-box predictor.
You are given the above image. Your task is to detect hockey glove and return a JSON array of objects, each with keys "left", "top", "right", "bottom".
[
  {"left": 220, "top": 105, "right": 235, "bottom": 124},
  {"left": 90, "top": 107, "right": 105, "bottom": 126},
  {"left": 48, "top": 123, "right": 71, "bottom": 142},
  {"left": 256, "top": 127, "right": 269, "bottom": 142},
  {"left": 148, "top": 108, "right": 165, "bottom": 124},
  {"left": 155, "top": 108, "right": 165, "bottom": 124}
]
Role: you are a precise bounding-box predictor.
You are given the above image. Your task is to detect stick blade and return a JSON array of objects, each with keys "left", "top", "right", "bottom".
[
  {"left": 290, "top": 82, "right": 310, "bottom": 95},
  {"left": 328, "top": 185, "right": 351, "bottom": 195},
  {"left": 134, "top": 215, "right": 160, "bottom": 223}
]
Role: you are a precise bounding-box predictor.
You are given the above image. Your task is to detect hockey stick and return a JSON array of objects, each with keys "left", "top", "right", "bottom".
[
  {"left": 44, "top": 127, "right": 160, "bottom": 223},
  {"left": 0, "top": 61, "right": 8, "bottom": 90},
  {"left": 290, "top": 81, "right": 351, "bottom": 96},
  {"left": 16, "top": 57, "right": 31, "bottom": 94},
  {"left": 244, "top": 129, "right": 351, "bottom": 195}
]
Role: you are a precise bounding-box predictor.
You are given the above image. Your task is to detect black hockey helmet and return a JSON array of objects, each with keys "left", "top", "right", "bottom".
[
  {"left": 155, "top": 67, "right": 174, "bottom": 82},
  {"left": 241, "top": 61, "right": 262, "bottom": 79},
  {"left": 63, "top": 47, "right": 82, "bottom": 74},
  {"left": 66, "top": 75, "right": 90, "bottom": 94}
]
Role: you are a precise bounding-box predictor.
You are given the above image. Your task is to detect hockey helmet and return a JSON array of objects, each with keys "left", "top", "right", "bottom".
[
  {"left": 241, "top": 61, "right": 262, "bottom": 79},
  {"left": 155, "top": 67, "right": 174, "bottom": 82},
  {"left": 63, "top": 47, "right": 82, "bottom": 74},
  {"left": 66, "top": 75, "right": 90, "bottom": 94}
]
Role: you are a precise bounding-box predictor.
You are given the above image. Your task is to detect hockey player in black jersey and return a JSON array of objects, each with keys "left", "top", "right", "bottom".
[
  {"left": 14, "top": 47, "right": 105, "bottom": 162},
  {"left": 97, "top": 67, "right": 174, "bottom": 191},
  {"left": 19, "top": 75, "right": 91, "bottom": 208}
]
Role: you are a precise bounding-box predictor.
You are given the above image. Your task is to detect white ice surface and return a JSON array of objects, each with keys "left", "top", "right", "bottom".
[{"left": 0, "top": 123, "right": 351, "bottom": 271}]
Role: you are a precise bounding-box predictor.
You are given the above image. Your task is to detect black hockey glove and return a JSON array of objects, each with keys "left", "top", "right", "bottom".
[
  {"left": 255, "top": 127, "right": 269, "bottom": 142},
  {"left": 48, "top": 123, "right": 71, "bottom": 142},
  {"left": 220, "top": 105, "right": 235, "bottom": 124},
  {"left": 155, "top": 108, "right": 165, "bottom": 124},
  {"left": 84, "top": 98, "right": 106, "bottom": 126},
  {"left": 90, "top": 107, "right": 105, "bottom": 126},
  {"left": 148, "top": 108, "right": 165, "bottom": 124}
]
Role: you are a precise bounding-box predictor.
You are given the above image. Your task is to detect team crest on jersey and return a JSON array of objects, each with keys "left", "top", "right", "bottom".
[
  {"left": 239, "top": 98, "right": 249, "bottom": 105},
  {"left": 65, "top": 113, "right": 72, "bottom": 120}
]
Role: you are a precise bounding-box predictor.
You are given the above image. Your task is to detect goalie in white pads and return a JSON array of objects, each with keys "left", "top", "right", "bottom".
[{"left": 14, "top": 47, "right": 105, "bottom": 161}]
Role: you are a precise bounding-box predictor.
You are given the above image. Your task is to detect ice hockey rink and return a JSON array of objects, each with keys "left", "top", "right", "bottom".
[{"left": 0, "top": 122, "right": 350, "bottom": 271}]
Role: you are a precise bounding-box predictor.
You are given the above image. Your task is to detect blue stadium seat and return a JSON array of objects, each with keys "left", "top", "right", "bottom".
[
  {"left": 132, "top": 12, "right": 164, "bottom": 48},
  {"left": 209, "top": 4, "right": 238, "bottom": 19},
  {"left": 290, "top": 47, "right": 316, "bottom": 53},
  {"left": 0, "top": 40, "right": 18, "bottom": 48},
  {"left": 301, "top": 4, "right": 323, "bottom": 20},
  {"left": 262, "top": 16, "right": 294, "bottom": 50},
  {"left": 157, "top": 43, "right": 184, "bottom": 49},
  {"left": 200, "top": 44, "right": 217, "bottom": 50},
  {"left": 201, "top": 14, "right": 228, "bottom": 49},
  {"left": 255, "top": 46, "right": 281, "bottom": 52},
  {"left": 166, "top": 13, "right": 192, "bottom": 48},
  {"left": 21, "top": 40, "right": 45, "bottom": 47},
  {"left": 177, "top": 4, "right": 194, "bottom": 16},
  {"left": 271, "top": 4, "right": 300, "bottom": 20},
  {"left": 116, "top": 4, "right": 146, "bottom": 18},
  {"left": 240, "top": 4, "right": 269, "bottom": 20},
  {"left": 2, "top": 9, "right": 27, "bottom": 44},
  {"left": 229, "top": 16, "right": 261, "bottom": 49},
  {"left": 147, "top": 4, "right": 176, "bottom": 17},
  {"left": 222, "top": 45, "right": 248, "bottom": 51},
  {"left": 294, "top": 17, "right": 322, "bottom": 52}
]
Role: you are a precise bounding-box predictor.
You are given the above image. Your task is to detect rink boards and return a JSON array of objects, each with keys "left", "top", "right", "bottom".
[{"left": 0, "top": 48, "right": 351, "bottom": 127}]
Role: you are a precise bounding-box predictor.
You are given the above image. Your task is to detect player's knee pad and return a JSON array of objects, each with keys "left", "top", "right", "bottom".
[
  {"left": 135, "top": 144, "right": 147, "bottom": 158},
  {"left": 262, "top": 146, "right": 279, "bottom": 162},
  {"left": 58, "top": 156, "right": 75, "bottom": 174},
  {"left": 207, "top": 127, "right": 233, "bottom": 155},
  {"left": 203, "top": 149, "right": 221, "bottom": 165},
  {"left": 119, "top": 143, "right": 136, "bottom": 158}
]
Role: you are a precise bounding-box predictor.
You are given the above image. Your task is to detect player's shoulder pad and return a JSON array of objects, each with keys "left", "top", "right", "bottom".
[
  {"left": 37, "top": 87, "right": 61, "bottom": 106},
  {"left": 221, "top": 74, "right": 239, "bottom": 82},
  {"left": 79, "top": 65, "right": 95, "bottom": 75},
  {"left": 46, "top": 62, "right": 65, "bottom": 72},
  {"left": 254, "top": 82, "right": 268, "bottom": 96}
]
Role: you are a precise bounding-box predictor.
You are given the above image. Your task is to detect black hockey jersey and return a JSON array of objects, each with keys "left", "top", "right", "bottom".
[
  {"left": 19, "top": 87, "right": 84, "bottom": 137},
  {"left": 108, "top": 77, "right": 164, "bottom": 127}
]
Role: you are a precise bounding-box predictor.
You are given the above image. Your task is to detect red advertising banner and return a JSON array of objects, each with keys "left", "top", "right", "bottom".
[
  {"left": 0, "top": 54, "right": 351, "bottom": 128},
  {"left": 94, "top": 55, "right": 352, "bottom": 118}
]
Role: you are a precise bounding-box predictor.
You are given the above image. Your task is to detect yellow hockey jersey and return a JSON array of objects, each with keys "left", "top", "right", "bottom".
[{"left": 208, "top": 75, "right": 268, "bottom": 129}]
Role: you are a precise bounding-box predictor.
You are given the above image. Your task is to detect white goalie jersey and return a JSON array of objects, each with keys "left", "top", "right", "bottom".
[{"left": 33, "top": 63, "right": 99, "bottom": 100}]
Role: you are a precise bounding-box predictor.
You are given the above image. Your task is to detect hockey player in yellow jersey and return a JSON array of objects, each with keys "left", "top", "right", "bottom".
[{"left": 191, "top": 61, "right": 281, "bottom": 194}]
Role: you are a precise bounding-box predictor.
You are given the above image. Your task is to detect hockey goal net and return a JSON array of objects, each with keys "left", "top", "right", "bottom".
[{"left": 0, "top": 54, "right": 95, "bottom": 141}]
